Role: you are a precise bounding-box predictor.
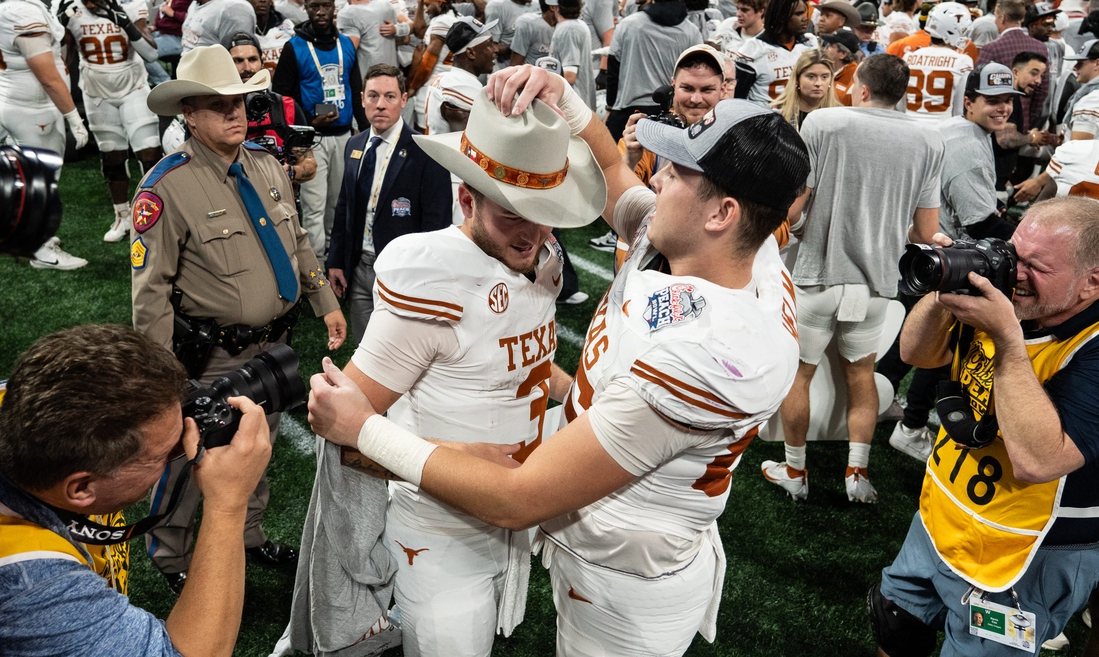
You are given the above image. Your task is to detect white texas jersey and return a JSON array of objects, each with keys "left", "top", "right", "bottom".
[
  {"left": 258, "top": 18, "right": 295, "bottom": 72},
  {"left": 1068, "top": 88, "right": 1099, "bottom": 140},
  {"left": 424, "top": 67, "right": 480, "bottom": 135},
  {"left": 67, "top": 1, "right": 148, "bottom": 100},
  {"left": 426, "top": 11, "right": 458, "bottom": 76},
  {"left": 0, "top": 0, "right": 68, "bottom": 108},
  {"left": 903, "top": 46, "right": 972, "bottom": 126},
  {"left": 1049, "top": 139, "right": 1099, "bottom": 199},
  {"left": 732, "top": 35, "right": 817, "bottom": 105},
  {"left": 545, "top": 218, "right": 800, "bottom": 576},
  {"left": 375, "top": 225, "right": 564, "bottom": 531}
]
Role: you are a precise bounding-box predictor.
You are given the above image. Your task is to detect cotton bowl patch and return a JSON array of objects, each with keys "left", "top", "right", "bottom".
[
  {"left": 131, "top": 237, "right": 148, "bottom": 270},
  {"left": 644, "top": 283, "right": 707, "bottom": 331},
  {"left": 132, "top": 191, "right": 163, "bottom": 233}
]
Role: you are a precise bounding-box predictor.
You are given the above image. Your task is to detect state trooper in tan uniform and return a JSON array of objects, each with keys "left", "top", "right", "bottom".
[{"left": 131, "top": 45, "right": 347, "bottom": 594}]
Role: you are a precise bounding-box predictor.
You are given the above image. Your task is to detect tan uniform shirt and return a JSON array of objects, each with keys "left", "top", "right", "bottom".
[{"left": 131, "top": 138, "right": 339, "bottom": 350}]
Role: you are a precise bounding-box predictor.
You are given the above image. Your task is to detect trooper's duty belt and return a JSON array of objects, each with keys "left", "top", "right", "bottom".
[{"left": 215, "top": 301, "right": 303, "bottom": 356}]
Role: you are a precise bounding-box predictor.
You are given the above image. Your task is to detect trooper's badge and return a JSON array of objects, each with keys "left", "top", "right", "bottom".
[{"left": 270, "top": 187, "right": 281, "bottom": 201}]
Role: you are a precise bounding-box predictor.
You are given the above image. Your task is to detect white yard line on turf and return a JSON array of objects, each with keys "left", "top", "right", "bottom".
[
  {"left": 280, "top": 415, "right": 317, "bottom": 455},
  {"left": 557, "top": 324, "right": 584, "bottom": 347},
  {"left": 568, "top": 253, "right": 613, "bottom": 281}
]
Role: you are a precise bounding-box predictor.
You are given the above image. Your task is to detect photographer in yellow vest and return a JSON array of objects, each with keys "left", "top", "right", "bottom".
[
  {"left": 0, "top": 325, "right": 272, "bottom": 656},
  {"left": 869, "top": 196, "right": 1099, "bottom": 657}
]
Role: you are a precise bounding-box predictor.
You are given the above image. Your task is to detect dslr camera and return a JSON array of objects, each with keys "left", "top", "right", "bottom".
[
  {"left": 182, "top": 344, "right": 306, "bottom": 449},
  {"left": 0, "top": 146, "right": 63, "bottom": 258},
  {"left": 650, "top": 85, "right": 686, "bottom": 129},
  {"left": 898, "top": 237, "right": 1017, "bottom": 298},
  {"left": 245, "top": 92, "right": 317, "bottom": 167}
]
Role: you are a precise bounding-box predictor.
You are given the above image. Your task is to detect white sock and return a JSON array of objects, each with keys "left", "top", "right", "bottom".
[
  {"left": 849, "top": 442, "right": 871, "bottom": 469},
  {"left": 785, "top": 444, "right": 806, "bottom": 471},
  {"left": 113, "top": 202, "right": 129, "bottom": 218}
]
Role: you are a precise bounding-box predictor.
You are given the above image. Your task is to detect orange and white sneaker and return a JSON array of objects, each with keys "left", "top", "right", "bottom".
[
  {"left": 761, "top": 460, "right": 808, "bottom": 501},
  {"left": 845, "top": 466, "right": 878, "bottom": 503}
]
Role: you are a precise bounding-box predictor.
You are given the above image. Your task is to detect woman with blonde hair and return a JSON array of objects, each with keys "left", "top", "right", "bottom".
[{"left": 771, "top": 48, "right": 841, "bottom": 130}]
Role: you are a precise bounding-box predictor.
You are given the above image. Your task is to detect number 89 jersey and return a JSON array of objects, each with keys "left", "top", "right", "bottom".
[
  {"left": 903, "top": 45, "right": 972, "bottom": 127},
  {"left": 66, "top": 1, "right": 148, "bottom": 100}
]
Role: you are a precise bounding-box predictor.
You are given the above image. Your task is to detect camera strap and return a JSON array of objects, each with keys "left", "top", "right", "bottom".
[
  {"left": 935, "top": 323, "right": 1000, "bottom": 450},
  {"left": 47, "top": 451, "right": 204, "bottom": 546}
]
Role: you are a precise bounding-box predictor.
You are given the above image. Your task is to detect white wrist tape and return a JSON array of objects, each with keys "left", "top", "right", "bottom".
[
  {"left": 356, "top": 415, "right": 438, "bottom": 487},
  {"left": 396, "top": 21, "right": 410, "bottom": 37},
  {"left": 556, "top": 77, "right": 594, "bottom": 136}
]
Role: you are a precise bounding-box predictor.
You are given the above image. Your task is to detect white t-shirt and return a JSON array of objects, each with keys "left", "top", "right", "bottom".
[
  {"left": 337, "top": 0, "right": 399, "bottom": 68},
  {"left": 0, "top": 0, "right": 68, "bottom": 108},
  {"left": 180, "top": 0, "right": 256, "bottom": 53},
  {"left": 67, "top": 0, "right": 149, "bottom": 99},
  {"left": 878, "top": 11, "right": 916, "bottom": 43},
  {"left": 902, "top": 45, "right": 972, "bottom": 127}
]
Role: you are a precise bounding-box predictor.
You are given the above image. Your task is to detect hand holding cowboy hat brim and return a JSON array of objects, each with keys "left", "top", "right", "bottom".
[
  {"left": 147, "top": 45, "right": 271, "bottom": 116},
  {"left": 413, "top": 87, "right": 606, "bottom": 229}
]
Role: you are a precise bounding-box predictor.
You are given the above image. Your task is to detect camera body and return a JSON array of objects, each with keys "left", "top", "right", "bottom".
[
  {"left": 650, "top": 85, "right": 686, "bottom": 129},
  {"left": 180, "top": 344, "right": 306, "bottom": 449},
  {"left": 0, "top": 146, "right": 63, "bottom": 257},
  {"left": 245, "top": 91, "right": 317, "bottom": 166},
  {"left": 899, "top": 238, "right": 1017, "bottom": 298}
]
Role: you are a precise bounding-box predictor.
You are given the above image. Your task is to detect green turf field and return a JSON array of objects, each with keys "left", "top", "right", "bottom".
[{"left": 0, "top": 158, "right": 1090, "bottom": 656}]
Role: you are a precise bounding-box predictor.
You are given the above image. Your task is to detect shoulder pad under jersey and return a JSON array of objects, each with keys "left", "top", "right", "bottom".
[
  {"left": 139, "top": 152, "right": 191, "bottom": 189},
  {"left": 373, "top": 232, "right": 467, "bottom": 324}
]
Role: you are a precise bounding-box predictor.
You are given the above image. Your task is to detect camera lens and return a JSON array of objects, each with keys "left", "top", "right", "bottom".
[
  {"left": 898, "top": 244, "right": 944, "bottom": 295},
  {"left": 0, "top": 146, "right": 63, "bottom": 257},
  {"left": 209, "top": 344, "right": 306, "bottom": 414}
]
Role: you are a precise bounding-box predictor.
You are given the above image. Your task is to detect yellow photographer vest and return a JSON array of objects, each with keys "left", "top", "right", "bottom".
[
  {"left": 0, "top": 509, "right": 130, "bottom": 594},
  {"left": 919, "top": 322, "right": 1099, "bottom": 592}
]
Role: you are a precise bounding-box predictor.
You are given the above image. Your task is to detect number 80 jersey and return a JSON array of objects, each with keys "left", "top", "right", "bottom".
[
  {"left": 66, "top": 1, "right": 148, "bottom": 100},
  {"left": 903, "top": 45, "right": 972, "bottom": 127}
]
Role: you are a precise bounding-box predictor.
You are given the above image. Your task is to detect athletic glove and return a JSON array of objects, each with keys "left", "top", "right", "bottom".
[
  {"left": 56, "top": 0, "right": 79, "bottom": 27},
  {"left": 64, "top": 109, "right": 89, "bottom": 150},
  {"left": 90, "top": 0, "right": 133, "bottom": 29}
]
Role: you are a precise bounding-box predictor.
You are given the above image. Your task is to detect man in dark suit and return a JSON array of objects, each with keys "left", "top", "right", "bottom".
[{"left": 328, "top": 63, "right": 453, "bottom": 344}]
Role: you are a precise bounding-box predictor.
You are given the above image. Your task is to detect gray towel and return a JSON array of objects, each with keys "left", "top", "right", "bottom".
[{"left": 272, "top": 437, "right": 400, "bottom": 657}]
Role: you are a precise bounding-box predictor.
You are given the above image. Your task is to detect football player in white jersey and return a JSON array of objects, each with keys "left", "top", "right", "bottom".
[
  {"left": 301, "top": 87, "right": 604, "bottom": 657},
  {"left": 1014, "top": 138, "right": 1099, "bottom": 201},
  {"left": 0, "top": 0, "right": 90, "bottom": 269},
  {"left": 902, "top": 2, "right": 973, "bottom": 126},
  {"left": 308, "top": 66, "right": 807, "bottom": 657},
  {"left": 62, "top": 0, "right": 162, "bottom": 242},
  {"left": 407, "top": 0, "right": 459, "bottom": 130},
  {"left": 731, "top": 0, "right": 818, "bottom": 106}
]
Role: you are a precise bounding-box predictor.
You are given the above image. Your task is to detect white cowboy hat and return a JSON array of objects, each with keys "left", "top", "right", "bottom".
[
  {"left": 147, "top": 45, "right": 271, "bottom": 116},
  {"left": 413, "top": 88, "right": 606, "bottom": 229}
]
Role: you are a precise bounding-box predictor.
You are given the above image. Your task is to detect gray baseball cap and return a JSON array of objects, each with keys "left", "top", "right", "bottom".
[
  {"left": 965, "top": 62, "right": 1024, "bottom": 96},
  {"left": 1065, "top": 38, "right": 1099, "bottom": 60},
  {"left": 446, "top": 16, "right": 498, "bottom": 55},
  {"left": 635, "top": 99, "right": 770, "bottom": 174}
]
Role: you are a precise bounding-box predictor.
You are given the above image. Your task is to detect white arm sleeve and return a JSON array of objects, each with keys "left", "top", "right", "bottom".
[
  {"left": 587, "top": 378, "right": 726, "bottom": 476},
  {"left": 350, "top": 307, "right": 460, "bottom": 395},
  {"left": 611, "top": 184, "right": 656, "bottom": 244}
]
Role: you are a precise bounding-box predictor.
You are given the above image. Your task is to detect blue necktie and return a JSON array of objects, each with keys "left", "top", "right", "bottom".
[
  {"left": 229, "top": 162, "right": 298, "bottom": 301},
  {"left": 361, "top": 135, "right": 383, "bottom": 190}
]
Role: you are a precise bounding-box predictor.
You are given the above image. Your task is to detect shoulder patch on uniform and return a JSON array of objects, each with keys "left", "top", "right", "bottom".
[
  {"left": 140, "top": 152, "right": 190, "bottom": 189},
  {"left": 643, "top": 283, "right": 707, "bottom": 331},
  {"left": 132, "top": 191, "right": 163, "bottom": 233},
  {"left": 130, "top": 237, "right": 148, "bottom": 270}
]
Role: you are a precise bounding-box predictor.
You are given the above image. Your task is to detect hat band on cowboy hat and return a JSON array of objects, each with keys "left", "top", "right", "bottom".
[{"left": 460, "top": 134, "right": 570, "bottom": 189}]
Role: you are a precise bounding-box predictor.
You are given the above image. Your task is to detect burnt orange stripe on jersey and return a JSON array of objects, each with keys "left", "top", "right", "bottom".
[
  {"left": 630, "top": 363, "right": 747, "bottom": 419},
  {"left": 1048, "top": 160, "right": 1063, "bottom": 173},
  {"left": 633, "top": 360, "right": 743, "bottom": 409},
  {"left": 14, "top": 22, "right": 49, "bottom": 31},
  {"left": 376, "top": 279, "right": 463, "bottom": 313},
  {"left": 377, "top": 288, "right": 462, "bottom": 322}
]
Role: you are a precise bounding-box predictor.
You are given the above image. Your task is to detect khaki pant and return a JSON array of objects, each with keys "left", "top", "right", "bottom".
[
  {"left": 144, "top": 340, "right": 284, "bottom": 574},
  {"left": 299, "top": 131, "right": 351, "bottom": 258}
]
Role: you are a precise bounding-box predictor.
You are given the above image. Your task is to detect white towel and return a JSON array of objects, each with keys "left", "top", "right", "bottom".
[
  {"left": 837, "top": 283, "right": 871, "bottom": 323},
  {"left": 495, "top": 527, "right": 532, "bottom": 637},
  {"left": 698, "top": 522, "right": 725, "bottom": 643}
]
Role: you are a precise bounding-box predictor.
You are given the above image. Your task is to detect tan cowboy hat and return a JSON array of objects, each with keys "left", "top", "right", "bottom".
[
  {"left": 413, "top": 88, "right": 606, "bottom": 229},
  {"left": 147, "top": 45, "right": 271, "bottom": 116},
  {"left": 818, "top": 0, "right": 862, "bottom": 28}
]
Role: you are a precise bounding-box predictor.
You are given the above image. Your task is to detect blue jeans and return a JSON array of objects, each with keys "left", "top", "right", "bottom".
[
  {"left": 880, "top": 512, "right": 1099, "bottom": 656},
  {"left": 145, "top": 31, "right": 182, "bottom": 86}
]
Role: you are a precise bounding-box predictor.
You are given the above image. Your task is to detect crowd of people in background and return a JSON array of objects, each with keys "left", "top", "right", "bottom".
[{"left": 6, "top": 0, "right": 1099, "bottom": 652}]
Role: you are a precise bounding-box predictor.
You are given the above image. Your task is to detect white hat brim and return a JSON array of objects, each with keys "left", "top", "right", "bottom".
[
  {"left": 413, "top": 131, "right": 606, "bottom": 229},
  {"left": 147, "top": 68, "right": 272, "bottom": 116}
]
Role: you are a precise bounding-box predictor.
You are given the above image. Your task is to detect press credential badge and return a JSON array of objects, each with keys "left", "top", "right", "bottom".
[{"left": 969, "top": 599, "right": 1037, "bottom": 652}]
